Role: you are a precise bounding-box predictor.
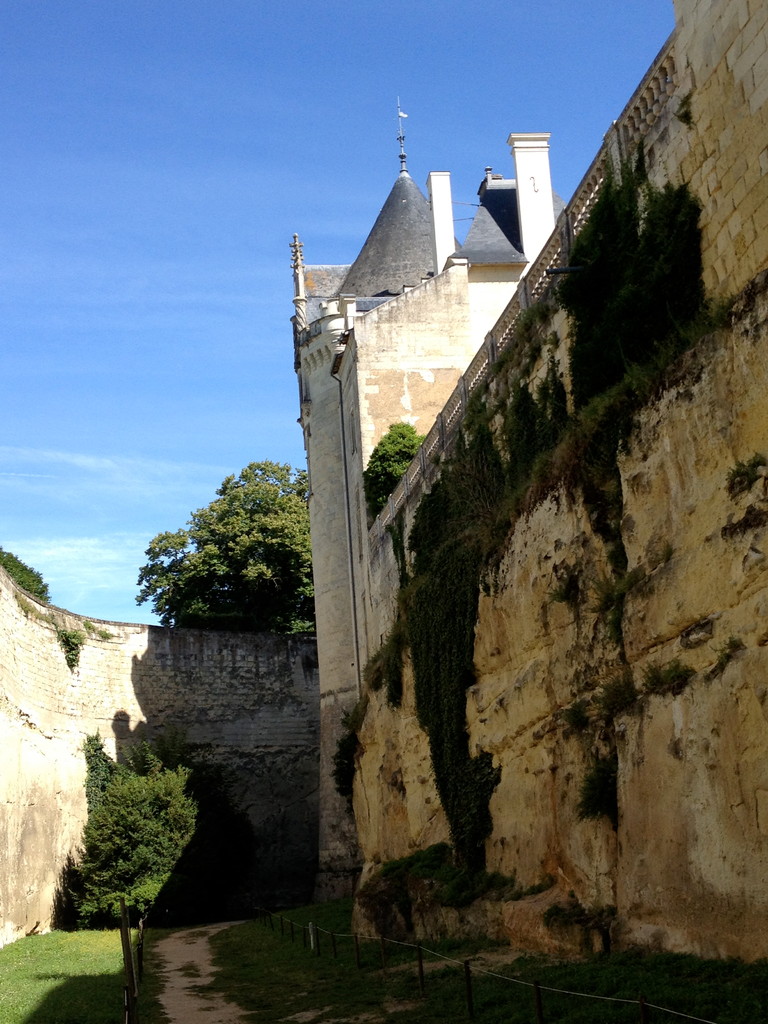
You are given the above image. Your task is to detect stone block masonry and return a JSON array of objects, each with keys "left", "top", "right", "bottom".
[
  {"left": 0, "top": 568, "right": 319, "bottom": 946},
  {"left": 348, "top": 0, "right": 768, "bottom": 960}
]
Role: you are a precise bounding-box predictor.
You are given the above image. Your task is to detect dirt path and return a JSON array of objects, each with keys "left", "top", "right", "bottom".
[{"left": 152, "top": 922, "right": 250, "bottom": 1023}]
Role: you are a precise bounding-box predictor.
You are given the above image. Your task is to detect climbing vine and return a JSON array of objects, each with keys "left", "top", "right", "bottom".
[
  {"left": 406, "top": 427, "right": 505, "bottom": 869},
  {"left": 359, "top": 162, "right": 709, "bottom": 857},
  {"left": 57, "top": 626, "right": 87, "bottom": 670},
  {"left": 560, "top": 157, "right": 704, "bottom": 410},
  {"left": 332, "top": 696, "right": 368, "bottom": 799}
]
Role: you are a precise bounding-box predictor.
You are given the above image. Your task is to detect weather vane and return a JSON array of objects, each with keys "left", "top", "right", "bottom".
[{"left": 397, "top": 98, "right": 408, "bottom": 172}]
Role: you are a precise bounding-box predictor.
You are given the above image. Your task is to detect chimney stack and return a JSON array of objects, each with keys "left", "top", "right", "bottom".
[
  {"left": 507, "top": 132, "right": 555, "bottom": 265},
  {"left": 427, "top": 171, "right": 455, "bottom": 275}
]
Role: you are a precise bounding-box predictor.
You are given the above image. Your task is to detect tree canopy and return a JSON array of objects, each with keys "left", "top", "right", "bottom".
[
  {"left": 78, "top": 740, "right": 196, "bottom": 924},
  {"left": 0, "top": 546, "right": 50, "bottom": 602},
  {"left": 136, "top": 461, "right": 314, "bottom": 632},
  {"left": 75, "top": 731, "right": 255, "bottom": 927},
  {"left": 363, "top": 422, "right": 425, "bottom": 518}
]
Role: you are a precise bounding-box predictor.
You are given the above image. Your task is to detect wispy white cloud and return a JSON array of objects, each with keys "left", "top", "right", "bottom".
[
  {"left": 0, "top": 471, "right": 56, "bottom": 478},
  {"left": 0, "top": 445, "right": 229, "bottom": 511},
  {"left": 0, "top": 446, "right": 238, "bottom": 622},
  {"left": 3, "top": 532, "right": 159, "bottom": 624}
]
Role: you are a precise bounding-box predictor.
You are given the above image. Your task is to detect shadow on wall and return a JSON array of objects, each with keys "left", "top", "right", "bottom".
[
  {"left": 123, "top": 628, "right": 320, "bottom": 915},
  {"left": 44, "top": 627, "right": 319, "bottom": 931}
]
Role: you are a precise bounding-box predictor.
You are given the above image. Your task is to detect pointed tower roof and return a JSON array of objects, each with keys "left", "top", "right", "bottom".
[{"left": 339, "top": 171, "right": 435, "bottom": 299}]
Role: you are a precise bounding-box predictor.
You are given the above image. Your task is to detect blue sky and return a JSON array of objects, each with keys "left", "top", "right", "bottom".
[{"left": 1, "top": 0, "right": 675, "bottom": 624}]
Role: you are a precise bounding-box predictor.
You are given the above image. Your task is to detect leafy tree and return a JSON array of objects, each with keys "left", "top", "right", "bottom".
[
  {"left": 123, "top": 732, "right": 257, "bottom": 925},
  {"left": 0, "top": 546, "right": 50, "bottom": 602},
  {"left": 136, "top": 461, "right": 314, "bottom": 632},
  {"left": 78, "top": 761, "right": 196, "bottom": 924},
  {"left": 77, "top": 731, "right": 255, "bottom": 927},
  {"left": 363, "top": 422, "right": 425, "bottom": 518}
]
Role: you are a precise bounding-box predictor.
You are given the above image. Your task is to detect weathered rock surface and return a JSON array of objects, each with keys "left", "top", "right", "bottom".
[
  {"left": 0, "top": 576, "right": 319, "bottom": 946},
  {"left": 351, "top": 273, "right": 768, "bottom": 962}
]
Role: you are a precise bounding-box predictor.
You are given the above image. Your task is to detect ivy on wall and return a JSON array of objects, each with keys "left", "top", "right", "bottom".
[
  {"left": 407, "top": 428, "right": 504, "bottom": 869},
  {"left": 560, "top": 157, "right": 704, "bottom": 410},
  {"left": 357, "top": 162, "right": 710, "bottom": 856},
  {"left": 57, "top": 627, "right": 87, "bottom": 670}
]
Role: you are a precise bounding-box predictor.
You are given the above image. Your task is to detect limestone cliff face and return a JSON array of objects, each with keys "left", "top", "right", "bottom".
[
  {"left": 0, "top": 574, "right": 319, "bottom": 946},
  {"left": 615, "top": 275, "right": 768, "bottom": 959},
  {"left": 352, "top": 272, "right": 768, "bottom": 961}
]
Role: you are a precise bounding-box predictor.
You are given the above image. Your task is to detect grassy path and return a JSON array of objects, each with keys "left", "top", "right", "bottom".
[
  {"left": 3, "top": 904, "right": 767, "bottom": 1023},
  {"left": 139, "top": 902, "right": 768, "bottom": 1024}
]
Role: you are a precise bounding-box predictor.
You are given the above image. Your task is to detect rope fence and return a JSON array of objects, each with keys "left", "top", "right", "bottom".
[{"left": 253, "top": 908, "right": 722, "bottom": 1024}]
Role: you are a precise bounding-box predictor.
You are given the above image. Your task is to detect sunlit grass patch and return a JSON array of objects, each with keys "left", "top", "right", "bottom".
[{"left": 0, "top": 930, "right": 125, "bottom": 1024}]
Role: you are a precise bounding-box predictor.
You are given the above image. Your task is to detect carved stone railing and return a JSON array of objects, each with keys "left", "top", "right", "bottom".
[{"left": 370, "top": 32, "right": 677, "bottom": 552}]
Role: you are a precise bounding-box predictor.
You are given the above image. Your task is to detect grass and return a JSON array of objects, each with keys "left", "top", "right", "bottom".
[
  {"left": 643, "top": 659, "right": 696, "bottom": 697},
  {"left": 132, "top": 899, "right": 768, "bottom": 1024},
  {"left": 712, "top": 634, "right": 745, "bottom": 675},
  {"left": 0, "top": 929, "right": 127, "bottom": 1024},
  {"left": 595, "top": 670, "right": 638, "bottom": 720},
  {"left": 562, "top": 698, "right": 591, "bottom": 732},
  {"left": 6, "top": 907, "right": 768, "bottom": 1024},
  {"left": 726, "top": 452, "right": 766, "bottom": 498},
  {"left": 591, "top": 567, "right": 645, "bottom": 645}
]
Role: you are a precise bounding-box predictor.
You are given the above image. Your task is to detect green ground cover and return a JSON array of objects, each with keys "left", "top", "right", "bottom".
[
  {"left": 6, "top": 904, "right": 767, "bottom": 1024},
  {"left": 138, "top": 900, "right": 768, "bottom": 1024},
  {"left": 0, "top": 929, "right": 126, "bottom": 1024}
]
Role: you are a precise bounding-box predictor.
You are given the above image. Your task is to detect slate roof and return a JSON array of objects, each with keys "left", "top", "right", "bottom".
[
  {"left": 457, "top": 177, "right": 526, "bottom": 264},
  {"left": 303, "top": 265, "right": 350, "bottom": 323},
  {"left": 339, "top": 171, "right": 435, "bottom": 298},
  {"left": 302, "top": 170, "right": 564, "bottom": 321}
]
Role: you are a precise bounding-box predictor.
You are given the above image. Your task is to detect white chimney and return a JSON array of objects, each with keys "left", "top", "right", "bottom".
[
  {"left": 427, "top": 171, "right": 455, "bottom": 275},
  {"left": 507, "top": 132, "right": 555, "bottom": 265}
]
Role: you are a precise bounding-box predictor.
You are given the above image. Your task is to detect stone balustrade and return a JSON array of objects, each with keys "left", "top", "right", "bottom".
[{"left": 370, "top": 32, "right": 678, "bottom": 549}]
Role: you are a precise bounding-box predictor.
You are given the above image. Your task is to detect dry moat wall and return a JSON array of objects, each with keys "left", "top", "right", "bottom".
[
  {"left": 0, "top": 571, "right": 319, "bottom": 947},
  {"left": 354, "top": 272, "right": 768, "bottom": 965},
  {"left": 349, "top": 0, "right": 768, "bottom": 963}
]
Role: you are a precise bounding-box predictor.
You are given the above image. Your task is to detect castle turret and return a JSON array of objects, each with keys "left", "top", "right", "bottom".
[{"left": 293, "top": 136, "right": 550, "bottom": 896}]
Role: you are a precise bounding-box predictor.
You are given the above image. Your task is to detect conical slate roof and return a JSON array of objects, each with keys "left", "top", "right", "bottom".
[{"left": 339, "top": 171, "right": 435, "bottom": 298}]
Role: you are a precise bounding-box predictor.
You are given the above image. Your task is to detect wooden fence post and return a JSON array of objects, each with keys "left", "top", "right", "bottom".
[
  {"left": 354, "top": 934, "right": 361, "bottom": 969},
  {"left": 380, "top": 936, "right": 387, "bottom": 970},
  {"left": 638, "top": 995, "right": 649, "bottom": 1023},
  {"left": 118, "top": 899, "right": 138, "bottom": 1024},
  {"left": 416, "top": 944, "right": 425, "bottom": 996},
  {"left": 137, "top": 918, "right": 145, "bottom": 983},
  {"left": 464, "top": 960, "right": 474, "bottom": 1019},
  {"left": 533, "top": 980, "right": 545, "bottom": 1024}
]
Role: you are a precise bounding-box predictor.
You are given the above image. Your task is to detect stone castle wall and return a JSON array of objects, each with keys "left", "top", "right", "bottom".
[
  {"left": 0, "top": 568, "right": 319, "bottom": 946},
  {"left": 350, "top": 0, "right": 768, "bottom": 961},
  {"left": 672, "top": 0, "right": 768, "bottom": 295},
  {"left": 354, "top": 274, "right": 768, "bottom": 961}
]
